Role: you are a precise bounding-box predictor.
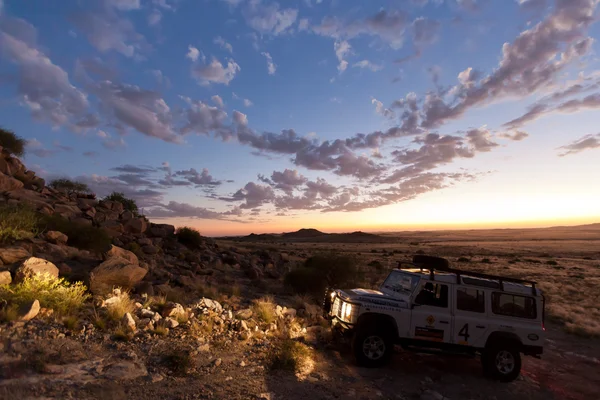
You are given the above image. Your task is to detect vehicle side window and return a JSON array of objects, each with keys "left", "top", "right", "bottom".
[
  {"left": 492, "top": 292, "right": 537, "bottom": 319},
  {"left": 414, "top": 282, "right": 448, "bottom": 308},
  {"left": 456, "top": 288, "right": 485, "bottom": 313}
]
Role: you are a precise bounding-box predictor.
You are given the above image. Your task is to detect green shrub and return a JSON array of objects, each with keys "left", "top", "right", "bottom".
[
  {"left": 367, "top": 260, "right": 384, "bottom": 272},
  {"left": 103, "top": 192, "right": 138, "bottom": 215},
  {"left": 0, "top": 203, "right": 39, "bottom": 243},
  {"left": 0, "top": 274, "right": 89, "bottom": 316},
  {"left": 48, "top": 179, "right": 90, "bottom": 195},
  {"left": 0, "top": 128, "right": 26, "bottom": 157},
  {"left": 285, "top": 253, "right": 362, "bottom": 296},
  {"left": 37, "top": 214, "right": 111, "bottom": 253},
  {"left": 270, "top": 339, "right": 312, "bottom": 372},
  {"left": 176, "top": 226, "right": 203, "bottom": 249},
  {"left": 162, "top": 349, "right": 194, "bottom": 375}
]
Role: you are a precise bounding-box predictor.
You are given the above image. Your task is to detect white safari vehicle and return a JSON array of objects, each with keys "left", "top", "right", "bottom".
[{"left": 324, "top": 255, "right": 546, "bottom": 382}]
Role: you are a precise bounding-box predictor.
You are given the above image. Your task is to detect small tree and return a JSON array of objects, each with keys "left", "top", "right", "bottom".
[
  {"left": 0, "top": 127, "right": 26, "bottom": 157},
  {"left": 103, "top": 192, "right": 138, "bottom": 215},
  {"left": 176, "top": 227, "right": 203, "bottom": 249},
  {"left": 48, "top": 178, "right": 91, "bottom": 195}
]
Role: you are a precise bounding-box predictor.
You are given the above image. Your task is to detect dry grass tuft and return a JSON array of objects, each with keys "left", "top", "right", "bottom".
[
  {"left": 252, "top": 296, "right": 277, "bottom": 324},
  {"left": 105, "top": 291, "right": 136, "bottom": 322},
  {"left": 270, "top": 339, "right": 313, "bottom": 373},
  {"left": 0, "top": 304, "right": 20, "bottom": 323}
]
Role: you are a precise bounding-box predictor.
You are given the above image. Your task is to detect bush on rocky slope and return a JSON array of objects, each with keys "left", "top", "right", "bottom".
[
  {"left": 0, "top": 127, "right": 26, "bottom": 157},
  {"left": 176, "top": 226, "right": 203, "bottom": 249},
  {"left": 285, "top": 253, "right": 362, "bottom": 296},
  {"left": 48, "top": 178, "right": 91, "bottom": 195},
  {"left": 37, "top": 214, "right": 112, "bottom": 253},
  {"left": 0, "top": 274, "right": 89, "bottom": 316},
  {"left": 0, "top": 203, "right": 39, "bottom": 243},
  {"left": 103, "top": 192, "right": 138, "bottom": 215}
]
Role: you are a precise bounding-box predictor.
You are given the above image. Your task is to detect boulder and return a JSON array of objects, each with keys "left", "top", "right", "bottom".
[
  {"left": 0, "top": 271, "right": 12, "bottom": 285},
  {"left": 0, "top": 246, "right": 30, "bottom": 264},
  {"left": 89, "top": 257, "right": 148, "bottom": 295},
  {"left": 161, "top": 302, "right": 185, "bottom": 318},
  {"left": 72, "top": 217, "right": 93, "bottom": 226},
  {"left": 137, "top": 238, "right": 152, "bottom": 246},
  {"left": 112, "top": 202, "right": 124, "bottom": 214},
  {"left": 84, "top": 208, "right": 96, "bottom": 218},
  {"left": 142, "top": 245, "right": 159, "bottom": 255},
  {"left": 163, "top": 317, "right": 179, "bottom": 328},
  {"left": 15, "top": 257, "right": 60, "bottom": 282},
  {"left": 120, "top": 210, "right": 134, "bottom": 221},
  {"left": 45, "top": 231, "right": 68, "bottom": 245},
  {"left": 54, "top": 203, "right": 81, "bottom": 219},
  {"left": 235, "top": 309, "right": 253, "bottom": 320},
  {"left": 0, "top": 172, "right": 24, "bottom": 191},
  {"left": 103, "top": 245, "right": 139, "bottom": 265},
  {"left": 18, "top": 299, "right": 40, "bottom": 321},
  {"left": 148, "top": 224, "right": 175, "bottom": 238},
  {"left": 77, "top": 198, "right": 98, "bottom": 211},
  {"left": 100, "top": 220, "right": 124, "bottom": 237},
  {"left": 124, "top": 217, "right": 147, "bottom": 234},
  {"left": 0, "top": 157, "right": 10, "bottom": 175}
]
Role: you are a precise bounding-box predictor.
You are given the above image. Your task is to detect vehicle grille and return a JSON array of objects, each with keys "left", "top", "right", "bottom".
[{"left": 332, "top": 297, "right": 341, "bottom": 317}]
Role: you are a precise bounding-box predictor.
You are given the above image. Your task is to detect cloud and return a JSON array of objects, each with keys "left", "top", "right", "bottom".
[
  {"left": 418, "top": 0, "right": 597, "bottom": 129},
  {"left": 243, "top": 98, "right": 254, "bottom": 107},
  {"left": 558, "top": 133, "right": 600, "bottom": 156},
  {"left": 148, "top": 10, "right": 162, "bottom": 26},
  {"left": 372, "top": 98, "right": 396, "bottom": 119},
  {"left": 214, "top": 36, "right": 233, "bottom": 53},
  {"left": 465, "top": 126, "right": 498, "bottom": 152},
  {"left": 456, "top": 0, "right": 480, "bottom": 11},
  {"left": 106, "top": 0, "right": 141, "bottom": 11},
  {"left": 212, "top": 95, "right": 225, "bottom": 108},
  {"left": 225, "top": 182, "right": 276, "bottom": 209},
  {"left": 186, "top": 45, "right": 200, "bottom": 62},
  {"left": 146, "top": 201, "right": 236, "bottom": 220},
  {"left": 517, "top": 0, "right": 548, "bottom": 12},
  {"left": 83, "top": 151, "right": 99, "bottom": 157},
  {"left": 334, "top": 40, "right": 351, "bottom": 73},
  {"left": 270, "top": 169, "right": 307, "bottom": 194},
  {"left": 26, "top": 139, "right": 58, "bottom": 158},
  {"left": 411, "top": 17, "right": 441, "bottom": 46},
  {"left": 261, "top": 52, "right": 277, "bottom": 75},
  {"left": 75, "top": 174, "right": 165, "bottom": 208},
  {"left": 192, "top": 58, "right": 241, "bottom": 85},
  {"left": 180, "top": 98, "right": 229, "bottom": 136},
  {"left": 0, "top": 18, "right": 89, "bottom": 127},
  {"left": 92, "top": 81, "right": 182, "bottom": 143},
  {"left": 353, "top": 60, "right": 383, "bottom": 72},
  {"left": 69, "top": 6, "right": 149, "bottom": 58},
  {"left": 243, "top": 1, "right": 298, "bottom": 35},
  {"left": 313, "top": 10, "right": 409, "bottom": 50},
  {"left": 111, "top": 164, "right": 155, "bottom": 174},
  {"left": 498, "top": 131, "right": 529, "bottom": 141},
  {"left": 175, "top": 168, "right": 222, "bottom": 186}
]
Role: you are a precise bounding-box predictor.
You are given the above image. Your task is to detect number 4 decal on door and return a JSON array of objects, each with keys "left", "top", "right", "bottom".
[{"left": 458, "top": 323, "right": 470, "bottom": 343}]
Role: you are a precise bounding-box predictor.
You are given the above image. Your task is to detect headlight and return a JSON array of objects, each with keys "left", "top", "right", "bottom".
[
  {"left": 330, "top": 291, "right": 336, "bottom": 300},
  {"left": 344, "top": 303, "right": 352, "bottom": 319}
]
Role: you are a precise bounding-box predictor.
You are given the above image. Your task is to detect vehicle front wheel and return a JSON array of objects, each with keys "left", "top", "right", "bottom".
[
  {"left": 482, "top": 346, "right": 522, "bottom": 382},
  {"left": 352, "top": 328, "right": 393, "bottom": 368}
]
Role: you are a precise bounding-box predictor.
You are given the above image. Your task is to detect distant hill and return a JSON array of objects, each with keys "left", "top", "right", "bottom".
[
  {"left": 282, "top": 228, "right": 326, "bottom": 239},
  {"left": 226, "top": 228, "right": 395, "bottom": 243}
]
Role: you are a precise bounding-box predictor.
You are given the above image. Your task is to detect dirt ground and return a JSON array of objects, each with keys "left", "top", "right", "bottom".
[{"left": 2, "top": 224, "right": 599, "bottom": 400}]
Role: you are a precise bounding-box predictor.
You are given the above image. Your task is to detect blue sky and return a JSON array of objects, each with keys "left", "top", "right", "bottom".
[{"left": 1, "top": 0, "right": 599, "bottom": 235}]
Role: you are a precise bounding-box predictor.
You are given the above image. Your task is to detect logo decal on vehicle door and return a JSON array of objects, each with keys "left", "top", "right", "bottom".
[
  {"left": 426, "top": 315, "right": 435, "bottom": 326},
  {"left": 415, "top": 327, "right": 444, "bottom": 342}
]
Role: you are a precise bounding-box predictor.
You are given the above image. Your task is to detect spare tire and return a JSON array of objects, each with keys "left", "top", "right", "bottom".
[{"left": 412, "top": 255, "right": 450, "bottom": 269}]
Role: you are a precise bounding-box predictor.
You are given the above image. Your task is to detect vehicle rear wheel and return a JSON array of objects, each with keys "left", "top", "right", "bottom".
[
  {"left": 352, "top": 328, "right": 393, "bottom": 368},
  {"left": 482, "top": 346, "right": 521, "bottom": 382}
]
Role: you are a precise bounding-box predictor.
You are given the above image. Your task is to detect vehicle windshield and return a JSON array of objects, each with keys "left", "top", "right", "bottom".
[{"left": 380, "top": 271, "right": 421, "bottom": 296}]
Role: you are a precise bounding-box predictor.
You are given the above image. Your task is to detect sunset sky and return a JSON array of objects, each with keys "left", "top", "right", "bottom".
[{"left": 1, "top": 0, "right": 599, "bottom": 236}]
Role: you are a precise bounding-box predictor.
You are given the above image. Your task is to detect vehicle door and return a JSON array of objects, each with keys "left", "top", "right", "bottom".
[
  {"left": 409, "top": 281, "right": 452, "bottom": 343},
  {"left": 453, "top": 287, "right": 489, "bottom": 347}
]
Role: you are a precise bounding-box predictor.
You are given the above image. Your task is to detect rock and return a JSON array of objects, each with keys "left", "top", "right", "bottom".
[
  {"left": 148, "top": 224, "right": 175, "bottom": 238},
  {"left": 122, "top": 313, "right": 136, "bottom": 331},
  {"left": 0, "top": 246, "right": 30, "bottom": 264},
  {"left": 45, "top": 231, "right": 68, "bottom": 245},
  {"left": 103, "top": 361, "right": 148, "bottom": 381},
  {"left": 58, "top": 263, "right": 72, "bottom": 276},
  {"left": 142, "top": 245, "right": 159, "bottom": 255},
  {"left": 18, "top": 299, "right": 40, "bottom": 321},
  {"left": 240, "top": 361, "right": 246, "bottom": 367},
  {"left": 198, "top": 298, "right": 223, "bottom": 313},
  {"left": 164, "top": 317, "right": 179, "bottom": 328},
  {"left": 239, "top": 331, "right": 251, "bottom": 340},
  {"left": 103, "top": 245, "right": 139, "bottom": 265},
  {"left": 137, "top": 238, "right": 152, "bottom": 246},
  {"left": 112, "top": 202, "right": 124, "bottom": 214},
  {"left": 240, "top": 321, "right": 249, "bottom": 331},
  {"left": 284, "top": 308, "right": 297, "bottom": 318},
  {"left": 0, "top": 172, "right": 24, "bottom": 191},
  {"left": 124, "top": 217, "right": 147, "bottom": 234},
  {"left": 213, "top": 358, "right": 222, "bottom": 367},
  {"left": 246, "top": 266, "right": 262, "bottom": 280},
  {"left": 235, "top": 309, "right": 253, "bottom": 320},
  {"left": 15, "top": 257, "right": 59, "bottom": 282},
  {"left": 72, "top": 217, "right": 92, "bottom": 226},
  {"left": 89, "top": 257, "right": 148, "bottom": 295},
  {"left": 140, "top": 309, "right": 155, "bottom": 318},
  {"left": 77, "top": 198, "right": 97, "bottom": 210},
  {"left": 0, "top": 271, "right": 12, "bottom": 285},
  {"left": 162, "top": 303, "right": 186, "bottom": 318},
  {"left": 197, "top": 343, "right": 210, "bottom": 353},
  {"left": 135, "top": 281, "right": 154, "bottom": 296},
  {"left": 54, "top": 203, "right": 81, "bottom": 218},
  {"left": 138, "top": 319, "right": 154, "bottom": 331},
  {"left": 120, "top": 210, "right": 134, "bottom": 221},
  {"left": 149, "top": 373, "right": 164, "bottom": 383},
  {"left": 420, "top": 390, "right": 446, "bottom": 400},
  {"left": 100, "top": 220, "right": 124, "bottom": 237}
]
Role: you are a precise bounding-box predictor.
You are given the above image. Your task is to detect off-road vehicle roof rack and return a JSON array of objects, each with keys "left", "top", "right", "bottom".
[{"left": 398, "top": 255, "right": 538, "bottom": 295}]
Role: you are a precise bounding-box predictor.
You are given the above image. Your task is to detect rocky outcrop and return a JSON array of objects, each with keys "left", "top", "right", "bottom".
[
  {"left": 0, "top": 270, "right": 12, "bottom": 285},
  {"left": 0, "top": 246, "right": 30, "bottom": 264},
  {"left": 103, "top": 245, "right": 139, "bottom": 265},
  {"left": 14, "top": 257, "right": 60, "bottom": 282},
  {"left": 89, "top": 257, "right": 148, "bottom": 295},
  {"left": 124, "top": 217, "right": 148, "bottom": 234},
  {"left": 45, "top": 231, "right": 68, "bottom": 245},
  {"left": 0, "top": 172, "right": 24, "bottom": 192}
]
